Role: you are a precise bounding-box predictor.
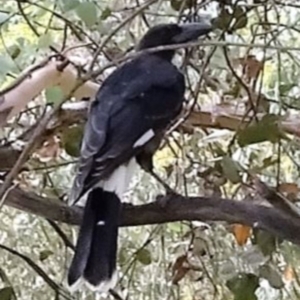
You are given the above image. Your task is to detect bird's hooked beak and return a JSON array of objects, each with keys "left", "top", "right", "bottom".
[{"left": 173, "top": 20, "right": 212, "bottom": 43}]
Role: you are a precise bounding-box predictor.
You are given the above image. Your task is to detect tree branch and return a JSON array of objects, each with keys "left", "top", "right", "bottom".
[
  {"left": 0, "top": 55, "right": 98, "bottom": 126},
  {"left": 5, "top": 186, "right": 300, "bottom": 246}
]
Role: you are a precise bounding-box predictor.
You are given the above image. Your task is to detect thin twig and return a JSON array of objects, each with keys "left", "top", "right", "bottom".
[
  {"left": 87, "top": 0, "right": 157, "bottom": 72},
  {"left": 0, "top": 57, "right": 85, "bottom": 207},
  {"left": 47, "top": 219, "right": 75, "bottom": 250},
  {"left": 0, "top": 243, "right": 72, "bottom": 299}
]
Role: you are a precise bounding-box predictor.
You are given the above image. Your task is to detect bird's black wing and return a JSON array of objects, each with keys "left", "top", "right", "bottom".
[{"left": 69, "top": 54, "right": 185, "bottom": 204}]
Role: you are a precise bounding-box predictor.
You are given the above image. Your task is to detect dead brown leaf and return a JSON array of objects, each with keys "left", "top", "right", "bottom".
[
  {"left": 278, "top": 182, "right": 300, "bottom": 201},
  {"left": 171, "top": 254, "right": 190, "bottom": 284},
  {"left": 237, "top": 55, "right": 264, "bottom": 82},
  {"left": 36, "top": 136, "right": 61, "bottom": 162},
  {"left": 283, "top": 264, "right": 295, "bottom": 282},
  {"left": 232, "top": 223, "right": 252, "bottom": 246}
]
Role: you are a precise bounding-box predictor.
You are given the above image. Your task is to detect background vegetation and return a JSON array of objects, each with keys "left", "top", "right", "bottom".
[{"left": 1, "top": 0, "right": 300, "bottom": 299}]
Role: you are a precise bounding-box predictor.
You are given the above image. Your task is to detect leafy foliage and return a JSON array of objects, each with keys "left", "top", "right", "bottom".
[{"left": 1, "top": 0, "right": 300, "bottom": 300}]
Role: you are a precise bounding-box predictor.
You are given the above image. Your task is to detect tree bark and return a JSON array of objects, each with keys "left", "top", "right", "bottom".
[{"left": 5, "top": 186, "right": 300, "bottom": 245}]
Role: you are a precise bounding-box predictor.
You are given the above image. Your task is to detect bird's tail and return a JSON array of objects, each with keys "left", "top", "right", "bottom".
[{"left": 67, "top": 188, "right": 121, "bottom": 292}]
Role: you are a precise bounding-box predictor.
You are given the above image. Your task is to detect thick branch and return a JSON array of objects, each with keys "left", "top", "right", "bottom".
[
  {"left": 1, "top": 52, "right": 300, "bottom": 137},
  {"left": 5, "top": 186, "right": 300, "bottom": 246},
  {"left": 1, "top": 98, "right": 300, "bottom": 172},
  {"left": 0, "top": 55, "right": 98, "bottom": 125}
]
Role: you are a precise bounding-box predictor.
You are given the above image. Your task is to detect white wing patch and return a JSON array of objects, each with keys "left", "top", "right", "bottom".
[
  {"left": 75, "top": 158, "right": 137, "bottom": 207},
  {"left": 133, "top": 129, "right": 155, "bottom": 148},
  {"left": 98, "top": 158, "right": 137, "bottom": 199}
]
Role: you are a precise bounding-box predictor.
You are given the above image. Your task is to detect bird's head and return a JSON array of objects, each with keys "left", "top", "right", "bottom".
[{"left": 137, "top": 21, "right": 212, "bottom": 52}]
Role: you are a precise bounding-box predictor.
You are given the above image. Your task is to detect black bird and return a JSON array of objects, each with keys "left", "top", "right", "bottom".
[{"left": 67, "top": 21, "right": 212, "bottom": 292}]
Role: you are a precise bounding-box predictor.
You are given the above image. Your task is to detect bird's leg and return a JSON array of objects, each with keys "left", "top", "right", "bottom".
[{"left": 136, "top": 150, "right": 177, "bottom": 195}]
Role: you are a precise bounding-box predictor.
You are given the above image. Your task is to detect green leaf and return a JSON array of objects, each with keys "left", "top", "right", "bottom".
[
  {"left": 76, "top": 2, "right": 98, "bottom": 27},
  {"left": 8, "top": 45, "right": 21, "bottom": 60},
  {"left": 262, "top": 156, "right": 277, "bottom": 169},
  {"left": 136, "top": 248, "right": 152, "bottom": 265},
  {"left": 237, "top": 114, "right": 283, "bottom": 147},
  {"left": 226, "top": 273, "right": 259, "bottom": 300},
  {"left": 279, "top": 83, "right": 295, "bottom": 95},
  {"left": 281, "top": 243, "right": 300, "bottom": 266},
  {"left": 252, "top": 229, "right": 277, "bottom": 256},
  {"left": 0, "top": 268, "right": 10, "bottom": 285},
  {"left": 45, "top": 87, "right": 64, "bottom": 105},
  {"left": 167, "top": 222, "right": 187, "bottom": 233},
  {"left": 170, "top": 0, "right": 195, "bottom": 11},
  {"left": 39, "top": 250, "right": 54, "bottom": 262},
  {"left": 16, "top": 37, "right": 26, "bottom": 46},
  {"left": 0, "top": 287, "right": 13, "bottom": 300},
  {"left": 60, "top": 0, "right": 80, "bottom": 11},
  {"left": 61, "top": 125, "right": 84, "bottom": 157},
  {"left": 221, "top": 156, "right": 241, "bottom": 184},
  {"left": 0, "top": 12, "right": 9, "bottom": 24},
  {"left": 213, "top": 8, "right": 232, "bottom": 30},
  {"left": 233, "top": 6, "right": 248, "bottom": 30},
  {"left": 213, "top": 7, "right": 247, "bottom": 31},
  {"left": 259, "top": 265, "right": 284, "bottom": 289},
  {"left": 38, "top": 33, "right": 53, "bottom": 49},
  {"left": 101, "top": 7, "right": 111, "bottom": 20},
  {"left": 0, "top": 55, "right": 16, "bottom": 76},
  {"left": 233, "top": 14, "right": 247, "bottom": 30},
  {"left": 118, "top": 246, "right": 127, "bottom": 266}
]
